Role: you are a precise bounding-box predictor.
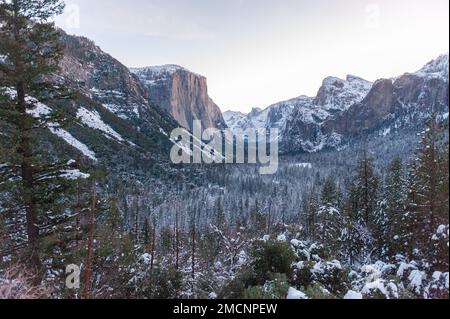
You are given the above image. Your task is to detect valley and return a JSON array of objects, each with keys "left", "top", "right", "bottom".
[{"left": 0, "top": 3, "right": 448, "bottom": 300}]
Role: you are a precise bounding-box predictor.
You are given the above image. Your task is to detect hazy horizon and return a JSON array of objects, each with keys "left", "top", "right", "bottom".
[{"left": 56, "top": 0, "right": 449, "bottom": 113}]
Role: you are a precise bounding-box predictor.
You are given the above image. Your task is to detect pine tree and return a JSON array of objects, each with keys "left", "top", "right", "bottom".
[
  {"left": 0, "top": 0, "right": 82, "bottom": 272},
  {"left": 301, "top": 185, "right": 319, "bottom": 241},
  {"left": 341, "top": 179, "right": 365, "bottom": 265},
  {"left": 317, "top": 177, "right": 341, "bottom": 255},
  {"left": 407, "top": 115, "right": 449, "bottom": 267},
  {"left": 321, "top": 176, "right": 338, "bottom": 207},
  {"left": 354, "top": 146, "right": 380, "bottom": 228},
  {"left": 383, "top": 157, "right": 408, "bottom": 258}
]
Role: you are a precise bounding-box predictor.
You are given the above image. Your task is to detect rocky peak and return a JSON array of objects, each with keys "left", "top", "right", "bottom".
[
  {"left": 248, "top": 107, "right": 263, "bottom": 117},
  {"left": 59, "top": 33, "right": 150, "bottom": 120},
  {"left": 314, "top": 74, "right": 372, "bottom": 111},
  {"left": 223, "top": 111, "right": 247, "bottom": 130},
  {"left": 281, "top": 54, "right": 448, "bottom": 153},
  {"left": 131, "top": 65, "right": 226, "bottom": 131},
  {"left": 415, "top": 54, "right": 449, "bottom": 80}
]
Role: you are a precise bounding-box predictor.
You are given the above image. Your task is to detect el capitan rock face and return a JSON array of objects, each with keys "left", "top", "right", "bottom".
[{"left": 131, "top": 65, "right": 227, "bottom": 131}]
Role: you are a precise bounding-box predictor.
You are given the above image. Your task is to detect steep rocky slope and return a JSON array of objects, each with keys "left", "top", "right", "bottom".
[
  {"left": 131, "top": 65, "right": 226, "bottom": 131},
  {"left": 34, "top": 33, "right": 183, "bottom": 180}
]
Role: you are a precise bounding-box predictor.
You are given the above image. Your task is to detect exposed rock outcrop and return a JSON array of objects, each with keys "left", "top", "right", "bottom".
[{"left": 131, "top": 65, "right": 227, "bottom": 131}]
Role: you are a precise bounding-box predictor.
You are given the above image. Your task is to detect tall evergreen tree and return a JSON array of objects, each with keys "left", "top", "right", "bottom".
[
  {"left": 341, "top": 178, "right": 364, "bottom": 265},
  {"left": 382, "top": 157, "right": 408, "bottom": 258},
  {"left": 321, "top": 176, "right": 338, "bottom": 206},
  {"left": 407, "top": 115, "right": 449, "bottom": 267},
  {"left": 354, "top": 146, "right": 380, "bottom": 227},
  {"left": 0, "top": 0, "right": 81, "bottom": 272},
  {"left": 341, "top": 147, "right": 381, "bottom": 265},
  {"left": 316, "top": 176, "right": 341, "bottom": 255}
]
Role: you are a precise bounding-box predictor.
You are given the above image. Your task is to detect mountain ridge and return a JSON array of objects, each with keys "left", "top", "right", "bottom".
[{"left": 224, "top": 54, "right": 449, "bottom": 153}]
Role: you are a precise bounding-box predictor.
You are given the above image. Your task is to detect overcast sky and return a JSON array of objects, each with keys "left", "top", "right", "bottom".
[{"left": 56, "top": 0, "right": 449, "bottom": 113}]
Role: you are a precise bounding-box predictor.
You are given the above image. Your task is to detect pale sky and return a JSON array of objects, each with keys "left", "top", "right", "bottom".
[{"left": 56, "top": 0, "right": 449, "bottom": 113}]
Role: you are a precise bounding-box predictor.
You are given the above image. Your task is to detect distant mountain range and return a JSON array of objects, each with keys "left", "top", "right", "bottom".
[
  {"left": 224, "top": 54, "right": 449, "bottom": 153},
  {"left": 13, "top": 31, "right": 447, "bottom": 174}
]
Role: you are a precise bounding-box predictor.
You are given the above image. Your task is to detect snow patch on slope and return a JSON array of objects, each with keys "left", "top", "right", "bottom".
[
  {"left": 76, "top": 107, "right": 124, "bottom": 142},
  {"left": 60, "top": 169, "right": 90, "bottom": 180},
  {"left": 1, "top": 88, "right": 98, "bottom": 161},
  {"left": 49, "top": 127, "right": 97, "bottom": 161}
]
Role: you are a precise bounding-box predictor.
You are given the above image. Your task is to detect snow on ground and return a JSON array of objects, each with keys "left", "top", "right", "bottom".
[
  {"left": 2, "top": 88, "right": 97, "bottom": 161},
  {"left": 60, "top": 169, "right": 90, "bottom": 180},
  {"left": 381, "top": 127, "right": 391, "bottom": 137},
  {"left": 344, "top": 290, "right": 363, "bottom": 299},
  {"left": 361, "top": 279, "right": 399, "bottom": 299},
  {"left": 26, "top": 98, "right": 52, "bottom": 117},
  {"left": 408, "top": 270, "right": 426, "bottom": 294},
  {"left": 102, "top": 104, "right": 129, "bottom": 120},
  {"left": 222, "top": 111, "right": 247, "bottom": 130},
  {"left": 287, "top": 287, "right": 308, "bottom": 299},
  {"left": 27, "top": 101, "right": 98, "bottom": 161},
  {"left": 49, "top": 127, "right": 97, "bottom": 161},
  {"left": 208, "top": 292, "right": 218, "bottom": 299},
  {"left": 76, "top": 107, "right": 124, "bottom": 142}
]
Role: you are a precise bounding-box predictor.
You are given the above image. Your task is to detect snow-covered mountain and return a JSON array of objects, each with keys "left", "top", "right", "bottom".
[
  {"left": 224, "top": 74, "right": 372, "bottom": 133},
  {"left": 15, "top": 32, "right": 448, "bottom": 166},
  {"left": 222, "top": 110, "right": 248, "bottom": 130},
  {"left": 131, "top": 65, "right": 226, "bottom": 131},
  {"left": 313, "top": 75, "right": 372, "bottom": 111},
  {"left": 224, "top": 54, "right": 449, "bottom": 153},
  {"left": 416, "top": 53, "right": 449, "bottom": 81},
  {"left": 31, "top": 32, "right": 185, "bottom": 180},
  {"left": 7, "top": 33, "right": 226, "bottom": 181}
]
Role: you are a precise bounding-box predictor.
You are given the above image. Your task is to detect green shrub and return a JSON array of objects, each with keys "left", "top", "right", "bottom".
[
  {"left": 251, "top": 240, "right": 296, "bottom": 284},
  {"left": 243, "top": 273, "right": 290, "bottom": 299}
]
